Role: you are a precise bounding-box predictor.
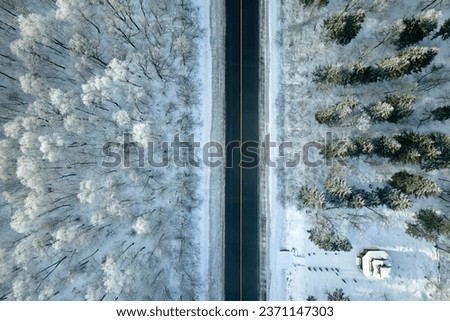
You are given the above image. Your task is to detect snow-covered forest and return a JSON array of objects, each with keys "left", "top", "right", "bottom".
[
  {"left": 273, "top": 0, "right": 450, "bottom": 300},
  {"left": 0, "top": 0, "right": 209, "bottom": 300}
]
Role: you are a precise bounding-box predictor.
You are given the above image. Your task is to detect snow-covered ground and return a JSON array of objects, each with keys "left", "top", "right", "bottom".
[
  {"left": 268, "top": 0, "right": 450, "bottom": 300},
  {"left": 204, "top": 0, "right": 225, "bottom": 300}
]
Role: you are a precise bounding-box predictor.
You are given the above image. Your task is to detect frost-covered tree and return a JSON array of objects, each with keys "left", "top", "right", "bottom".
[
  {"left": 314, "top": 46, "right": 437, "bottom": 86},
  {"left": 0, "top": 0, "right": 205, "bottom": 301},
  {"left": 378, "top": 187, "right": 411, "bottom": 211},
  {"left": 324, "top": 177, "right": 352, "bottom": 200},
  {"left": 299, "top": 186, "right": 325, "bottom": 209},
  {"left": 350, "top": 194, "right": 365, "bottom": 209},
  {"left": 366, "top": 102, "right": 394, "bottom": 122},
  {"left": 389, "top": 131, "right": 450, "bottom": 170},
  {"left": 424, "top": 132, "right": 450, "bottom": 171},
  {"left": 355, "top": 131, "right": 450, "bottom": 171},
  {"left": 373, "top": 136, "right": 402, "bottom": 158},
  {"left": 313, "top": 63, "right": 351, "bottom": 86},
  {"left": 392, "top": 12, "right": 438, "bottom": 49},
  {"left": 367, "top": 94, "right": 416, "bottom": 123},
  {"left": 315, "top": 98, "right": 359, "bottom": 125},
  {"left": 300, "top": 0, "right": 329, "bottom": 7},
  {"left": 389, "top": 171, "right": 441, "bottom": 198},
  {"left": 378, "top": 46, "right": 438, "bottom": 80},
  {"left": 322, "top": 10, "right": 365, "bottom": 45},
  {"left": 383, "top": 94, "right": 416, "bottom": 123},
  {"left": 406, "top": 209, "right": 450, "bottom": 242},
  {"left": 320, "top": 139, "right": 349, "bottom": 161},
  {"left": 347, "top": 137, "right": 374, "bottom": 157},
  {"left": 351, "top": 189, "right": 381, "bottom": 208},
  {"left": 431, "top": 105, "right": 450, "bottom": 121},
  {"left": 308, "top": 218, "right": 352, "bottom": 252},
  {"left": 432, "top": 17, "right": 450, "bottom": 40},
  {"left": 327, "top": 288, "right": 350, "bottom": 301}
]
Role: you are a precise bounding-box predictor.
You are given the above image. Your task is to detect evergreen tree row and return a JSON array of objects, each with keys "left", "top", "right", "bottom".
[
  {"left": 315, "top": 94, "right": 417, "bottom": 126},
  {"left": 301, "top": 172, "right": 440, "bottom": 212},
  {"left": 313, "top": 47, "right": 438, "bottom": 86},
  {"left": 319, "top": 132, "right": 450, "bottom": 171}
]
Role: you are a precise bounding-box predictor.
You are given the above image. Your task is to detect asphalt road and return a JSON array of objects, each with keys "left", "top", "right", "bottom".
[{"left": 225, "top": 0, "right": 260, "bottom": 301}]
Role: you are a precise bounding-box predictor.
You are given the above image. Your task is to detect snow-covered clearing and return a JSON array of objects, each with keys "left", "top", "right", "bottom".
[{"left": 269, "top": 0, "right": 450, "bottom": 300}]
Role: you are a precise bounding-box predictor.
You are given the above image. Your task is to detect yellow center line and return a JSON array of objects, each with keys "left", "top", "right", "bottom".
[{"left": 239, "top": 0, "right": 243, "bottom": 301}]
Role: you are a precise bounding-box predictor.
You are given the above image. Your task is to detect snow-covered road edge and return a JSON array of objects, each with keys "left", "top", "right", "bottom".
[
  {"left": 207, "top": 0, "right": 226, "bottom": 300},
  {"left": 260, "top": 0, "right": 285, "bottom": 300},
  {"left": 258, "top": 0, "right": 270, "bottom": 300}
]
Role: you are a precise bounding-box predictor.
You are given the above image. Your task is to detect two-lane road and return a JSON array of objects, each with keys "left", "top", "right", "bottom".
[{"left": 225, "top": 0, "right": 260, "bottom": 301}]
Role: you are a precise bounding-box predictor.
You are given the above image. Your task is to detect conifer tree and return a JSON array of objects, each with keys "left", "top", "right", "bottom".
[
  {"left": 320, "top": 139, "right": 349, "bottom": 161},
  {"left": 406, "top": 209, "right": 450, "bottom": 242},
  {"left": 322, "top": 10, "right": 365, "bottom": 45},
  {"left": 327, "top": 288, "right": 350, "bottom": 301},
  {"left": 347, "top": 137, "right": 374, "bottom": 157},
  {"left": 378, "top": 187, "right": 411, "bottom": 210},
  {"left": 308, "top": 218, "right": 352, "bottom": 252},
  {"left": 312, "top": 64, "right": 351, "bottom": 86},
  {"left": 300, "top": 186, "right": 325, "bottom": 209},
  {"left": 373, "top": 136, "right": 402, "bottom": 158},
  {"left": 366, "top": 102, "right": 394, "bottom": 122},
  {"left": 392, "top": 14, "right": 438, "bottom": 49},
  {"left": 384, "top": 94, "right": 416, "bottom": 123},
  {"left": 378, "top": 47, "right": 438, "bottom": 80},
  {"left": 431, "top": 105, "right": 450, "bottom": 121},
  {"left": 389, "top": 171, "right": 441, "bottom": 198},
  {"left": 432, "top": 18, "right": 450, "bottom": 40},
  {"left": 324, "top": 177, "right": 352, "bottom": 200},
  {"left": 315, "top": 98, "right": 359, "bottom": 126}
]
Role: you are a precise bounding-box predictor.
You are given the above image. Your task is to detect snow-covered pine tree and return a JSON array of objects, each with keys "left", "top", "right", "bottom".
[
  {"left": 300, "top": 0, "right": 329, "bottom": 7},
  {"left": 350, "top": 194, "right": 365, "bottom": 209},
  {"left": 320, "top": 139, "right": 349, "bottom": 161},
  {"left": 378, "top": 187, "right": 411, "bottom": 210},
  {"left": 392, "top": 131, "right": 434, "bottom": 165},
  {"left": 406, "top": 209, "right": 450, "bottom": 242},
  {"left": 373, "top": 136, "right": 402, "bottom": 158},
  {"left": 431, "top": 105, "right": 450, "bottom": 121},
  {"left": 350, "top": 63, "right": 380, "bottom": 84},
  {"left": 312, "top": 63, "right": 350, "bottom": 86},
  {"left": 392, "top": 12, "right": 438, "bottom": 49},
  {"left": 387, "top": 189, "right": 412, "bottom": 210},
  {"left": 352, "top": 188, "right": 381, "bottom": 208},
  {"left": 424, "top": 132, "right": 450, "bottom": 170},
  {"left": 307, "top": 218, "right": 352, "bottom": 252},
  {"left": 366, "top": 102, "right": 394, "bottom": 122},
  {"left": 432, "top": 17, "right": 450, "bottom": 40},
  {"left": 315, "top": 97, "right": 359, "bottom": 126},
  {"left": 389, "top": 171, "right": 441, "bottom": 198},
  {"left": 378, "top": 46, "right": 438, "bottom": 80},
  {"left": 324, "top": 177, "right": 352, "bottom": 199},
  {"left": 299, "top": 186, "right": 325, "bottom": 209},
  {"left": 384, "top": 94, "right": 416, "bottom": 123},
  {"left": 347, "top": 136, "right": 374, "bottom": 157},
  {"left": 322, "top": 10, "right": 365, "bottom": 45},
  {"left": 327, "top": 288, "right": 350, "bottom": 301}
]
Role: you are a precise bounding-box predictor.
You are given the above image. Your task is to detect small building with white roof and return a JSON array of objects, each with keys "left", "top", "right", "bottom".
[{"left": 357, "top": 249, "right": 392, "bottom": 279}]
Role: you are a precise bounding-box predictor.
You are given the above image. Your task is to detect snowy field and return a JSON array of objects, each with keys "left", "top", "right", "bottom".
[{"left": 269, "top": 0, "right": 450, "bottom": 300}]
